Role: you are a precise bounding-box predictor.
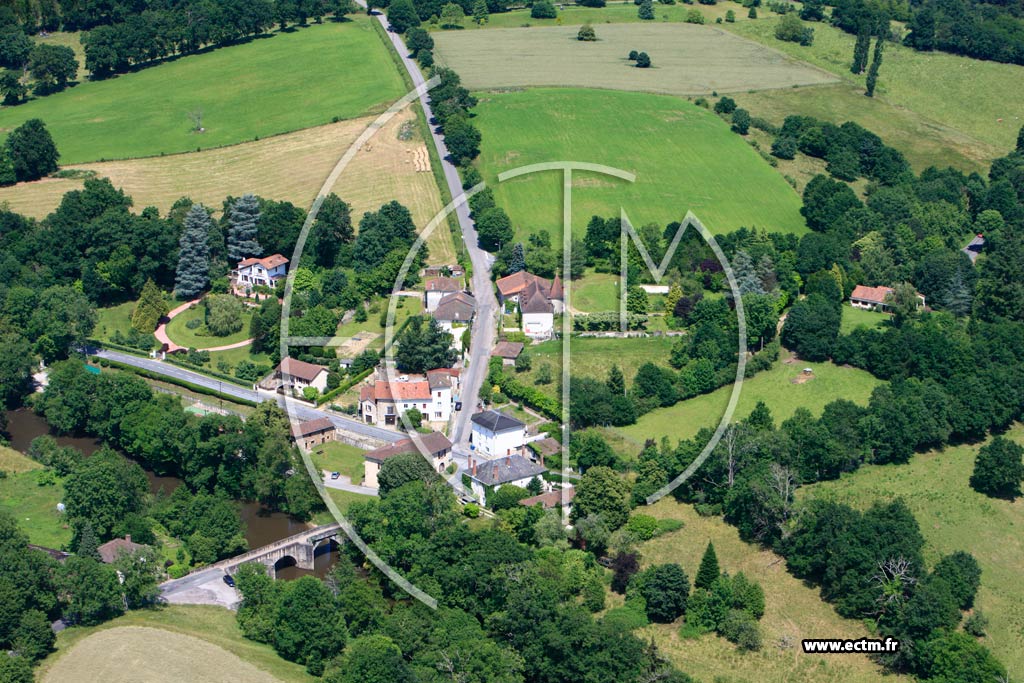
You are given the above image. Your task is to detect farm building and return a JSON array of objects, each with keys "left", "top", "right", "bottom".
[
  {"left": 363, "top": 432, "right": 453, "bottom": 489},
  {"left": 290, "top": 417, "right": 337, "bottom": 450},
  {"left": 491, "top": 341, "right": 524, "bottom": 365}
]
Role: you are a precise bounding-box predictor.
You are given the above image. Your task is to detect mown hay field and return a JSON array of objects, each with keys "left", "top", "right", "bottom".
[
  {"left": 0, "top": 106, "right": 456, "bottom": 264},
  {"left": 0, "top": 18, "right": 405, "bottom": 164},
  {"left": 38, "top": 607, "right": 315, "bottom": 683},
  {"left": 434, "top": 23, "right": 837, "bottom": 97},
  {"left": 471, "top": 88, "right": 808, "bottom": 239}
]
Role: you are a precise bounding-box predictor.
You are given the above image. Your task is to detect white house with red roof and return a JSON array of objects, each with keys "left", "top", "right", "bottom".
[
  {"left": 424, "top": 277, "right": 463, "bottom": 312},
  {"left": 276, "top": 357, "right": 329, "bottom": 393},
  {"left": 359, "top": 369, "right": 457, "bottom": 427},
  {"left": 234, "top": 254, "right": 288, "bottom": 289},
  {"left": 850, "top": 285, "right": 925, "bottom": 312}
]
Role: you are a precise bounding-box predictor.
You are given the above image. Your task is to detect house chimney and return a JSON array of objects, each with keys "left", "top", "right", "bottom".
[
  {"left": 472, "top": 461, "right": 477, "bottom": 476},
  {"left": 125, "top": 535, "right": 131, "bottom": 543},
  {"left": 506, "top": 455, "right": 511, "bottom": 467}
]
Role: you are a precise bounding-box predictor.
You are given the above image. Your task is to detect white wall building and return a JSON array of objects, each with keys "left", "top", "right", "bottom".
[
  {"left": 470, "top": 410, "right": 526, "bottom": 458},
  {"left": 235, "top": 254, "right": 288, "bottom": 289}
]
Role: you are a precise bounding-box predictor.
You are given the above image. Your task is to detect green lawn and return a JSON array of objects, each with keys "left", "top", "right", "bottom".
[
  {"left": 165, "top": 304, "right": 254, "bottom": 348},
  {"left": 726, "top": 17, "right": 1024, "bottom": 156},
  {"left": 316, "top": 487, "right": 376, "bottom": 520},
  {"left": 471, "top": 88, "right": 808, "bottom": 240},
  {"left": 0, "top": 18, "right": 405, "bottom": 164},
  {"left": 0, "top": 470, "right": 70, "bottom": 549},
  {"left": 93, "top": 301, "right": 138, "bottom": 343},
  {"left": 37, "top": 606, "right": 315, "bottom": 683},
  {"left": 572, "top": 271, "right": 621, "bottom": 313},
  {"left": 615, "top": 354, "right": 881, "bottom": 447},
  {"left": 802, "top": 424, "right": 1024, "bottom": 676},
  {"left": 519, "top": 335, "right": 678, "bottom": 399},
  {"left": 840, "top": 304, "right": 889, "bottom": 335},
  {"left": 310, "top": 441, "right": 366, "bottom": 483}
]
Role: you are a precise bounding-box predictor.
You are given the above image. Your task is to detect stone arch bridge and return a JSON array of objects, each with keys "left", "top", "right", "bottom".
[{"left": 210, "top": 523, "right": 343, "bottom": 577}]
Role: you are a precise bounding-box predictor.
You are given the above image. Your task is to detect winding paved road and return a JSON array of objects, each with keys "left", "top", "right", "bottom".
[
  {"left": 366, "top": 8, "right": 498, "bottom": 448},
  {"left": 92, "top": 349, "right": 402, "bottom": 444}
]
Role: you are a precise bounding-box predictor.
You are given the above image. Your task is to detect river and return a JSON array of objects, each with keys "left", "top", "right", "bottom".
[{"left": 4, "top": 409, "right": 338, "bottom": 577}]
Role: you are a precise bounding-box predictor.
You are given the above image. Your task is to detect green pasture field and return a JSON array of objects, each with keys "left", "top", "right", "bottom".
[
  {"left": 614, "top": 353, "right": 881, "bottom": 448},
  {"left": 571, "top": 271, "right": 621, "bottom": 313},
  {"left": 726, "top": 17, "right": 1024, "bottom": 156},
  {"left": 432, "top": 22, "right": 836, "bottom": 97},
  {"left": 803, "top": 424, "right": 1024, "bottom": 675},
  {"left": 0, "top": 470, "right": 70, "bottom": 549},
  {"left": 0, "top": 18, "right": 405, "bottom": 164},
  {"left": 471, "top": 88, "right": 808, "bottom": 239},
  {"left": 432, "top": 0, "right": 749, "bottom": 30},
  {"left": 518, "top": 335, "right": 677, "bottom": 399}
]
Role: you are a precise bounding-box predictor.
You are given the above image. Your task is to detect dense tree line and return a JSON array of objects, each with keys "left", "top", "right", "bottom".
[
  {"left": 37, "top": 360, "right": 324, "bottom": 534},
  {"left": 0, "top": 508, "right": 162, "bottom": 677},
  {"left": 830, "top": 0, "right": 1024, "bottom": 66}
]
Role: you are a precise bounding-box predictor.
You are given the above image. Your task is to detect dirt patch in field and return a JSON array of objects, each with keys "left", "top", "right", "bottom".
[
  {"left": 334, "top": 333, "right": 379, "bottom": 357},
  {"left": 42, "top": 627, "right": 281, "bottom": 683}
]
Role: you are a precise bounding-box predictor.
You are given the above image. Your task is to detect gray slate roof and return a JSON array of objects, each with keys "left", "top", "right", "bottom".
[
  {"left": 471, "top": 455, "right": 547, "bottom": 486},
  {"left": 470, "top": 410, "right": 525, "bottom": 433}
]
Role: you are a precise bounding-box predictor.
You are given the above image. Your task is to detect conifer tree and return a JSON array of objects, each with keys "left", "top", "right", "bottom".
[
  {"left": 130, "top": 279, "right": 168, "bottom": 332},
  {"left": 174, "top": 204, "right": 212, "bottom": 299},
  {"left": 607, "top": 364, "right": 625, "bottom": 395},
  {"left": 76, "top": 520, "right": 102, "bottom": 561},
  {"left": 865, "top": 35, "right": 884, "bottom": 97},
  {"left": 851, "top": 25, "right": 871, "bottom": 73},
  {"left": 227, "top": 193, "right": 262, "bottom": 263},
  {"left": 695, "top": 541, "right": 720, "bottom": 590},
  {"left": 509, "top": 243, "right": 526, "bottom": 273}
]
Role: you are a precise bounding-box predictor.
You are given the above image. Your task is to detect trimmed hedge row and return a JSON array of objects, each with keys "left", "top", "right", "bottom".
[
  {"left": 316, "top": 367, "right": 374, "bottom": 406},
  {"left": 488, "top": 360, "right": 561, "bottom": 421},
  {"left": 93, "top": 357, "right": 259, "bottom": 408}
]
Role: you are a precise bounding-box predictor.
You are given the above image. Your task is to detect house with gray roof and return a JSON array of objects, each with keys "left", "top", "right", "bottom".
[
  {"left": 470, "top": 409, "right": 526, "bottom": 458},
  {"left": 466, "top": 454, "right": 548, "bottom": 506}
]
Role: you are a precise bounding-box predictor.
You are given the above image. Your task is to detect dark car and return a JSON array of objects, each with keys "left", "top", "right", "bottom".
[{"left": 222, "top": 573, "right": 235, "bottom": 587}]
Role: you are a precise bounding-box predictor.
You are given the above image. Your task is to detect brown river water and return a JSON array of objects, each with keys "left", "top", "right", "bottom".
[{"left": 4, "top": 409, "right": 338, "bottom": 578}]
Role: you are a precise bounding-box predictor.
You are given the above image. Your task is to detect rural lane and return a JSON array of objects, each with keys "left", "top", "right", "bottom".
[
  {"left": 91, "top": 349, "right": 402, "bottom": 444},
  {"left": 365, "top": 7, "right": 499, "bottom": 448}
]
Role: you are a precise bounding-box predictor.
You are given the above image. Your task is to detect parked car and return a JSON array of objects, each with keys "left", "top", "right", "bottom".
[
  {"left": 222, "top": 573, "right": 235, "bottom": 587},
  {"left": 330, "top": 471, "right": 340, "bottom": 480}
]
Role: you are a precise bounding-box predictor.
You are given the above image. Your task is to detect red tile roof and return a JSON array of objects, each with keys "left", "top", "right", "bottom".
[
  {"left": 850, "top": 285, "right": 894, "bottom": 304},
  {"left": 237, "top": 254, "right": 289, "bottom": 269},
  {"left": 279, "top": 357, "right": 328, "bottom": 382},
  {"left": 364, "top": 432, "right": 452, "bottom": 462},
  {"left": 361, "top": 380, "right": 431, "bottom": 402},
  {"left": 291, "top": 417, "right": 335, "bottom": 438},
  {"left": 97, "top": 536, "right": 147, "bottom": 564},
  {"left": 519, "top": 487, "right": 575, "bottom": 509},
  {"left": 425, "top": 277, "right": 461, "bottom": 293},
  {"left": 496, "top": 271, "right": 551, "bottom": 298}
]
